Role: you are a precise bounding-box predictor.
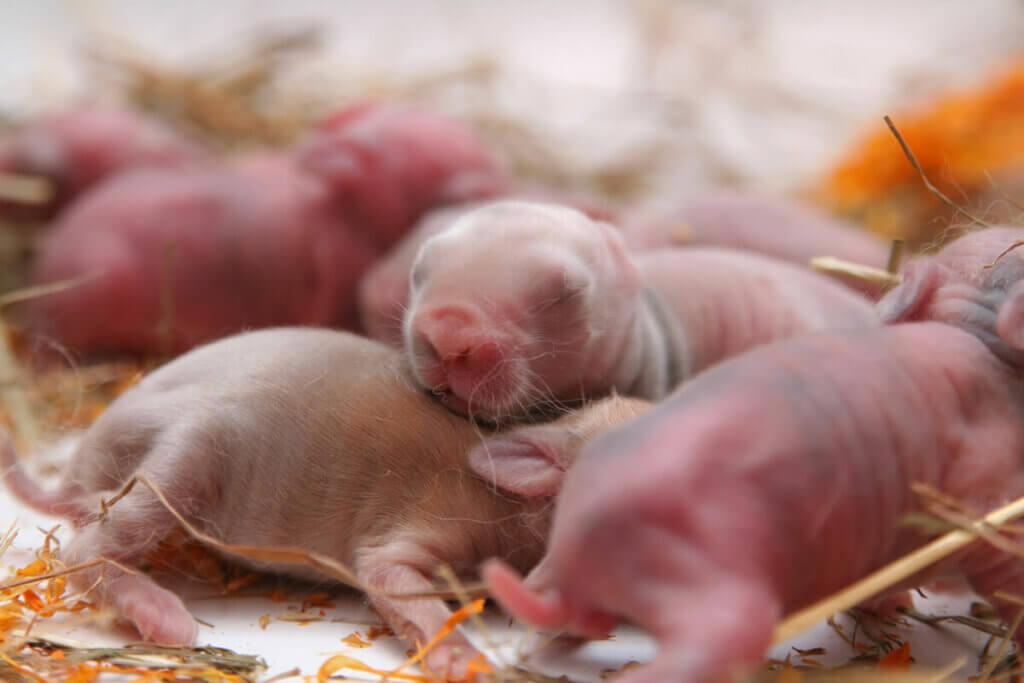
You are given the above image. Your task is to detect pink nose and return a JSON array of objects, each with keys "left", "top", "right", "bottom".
[
  {"left": 412, "top": 306, "right": 503, "bottom": 393},
  {"left": 443, "top": 340, "right": 503, "bottom": 388}
]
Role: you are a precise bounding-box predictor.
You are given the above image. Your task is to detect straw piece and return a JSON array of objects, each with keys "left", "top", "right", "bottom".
[
  {"left": 883, "top": 115, "right": 993, "bottom": 229},
  {"left": 118, "top": 474, "right": 489, "bottom": 601},
  {"left": 0, "top": 317, "right": 38, "bottom": 447},
  {"left": 773, "top": 492, "right": 1024, "bottom": 644},
  {"left": 886, "top": 240, "right": 906, "bottom": 275},
  {"left": 0, "top": 273, "right": 102, "bottom": 310},
  {"left": 810, "top": 256, "right": 903, "bottom": 288},
  {"left": 979, "top": 607, "right": 1024, "bottom": 680}
]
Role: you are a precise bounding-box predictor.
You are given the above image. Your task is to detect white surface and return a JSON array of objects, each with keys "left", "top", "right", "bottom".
[
  {"left": 2, "top": 1, "right": 1024, "bottom": 198},
  {"left": 0, "top": 482, "right": 652, "bottom": 681},
  {"left": 0, "top": 477, "right": 1002, "bottom": 681}
]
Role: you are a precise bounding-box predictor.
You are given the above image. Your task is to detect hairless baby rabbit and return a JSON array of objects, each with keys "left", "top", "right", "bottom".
[
  {"left": 483, "top": 226, "right": 1024, "bottom": 682},
  {"left": 403, "top": 200, "right": 878, "bottom": 422},
  {"left": 2, "top": 327, "right": 647, "bottom": 677}
]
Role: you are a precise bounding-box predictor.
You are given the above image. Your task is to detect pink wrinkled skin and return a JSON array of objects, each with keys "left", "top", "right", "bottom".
[
  {"left": 20, "top": 102, "right": 508, "bottom": 355},
  {"left": 485, "top": 324, "right": 1024, "bottom": 682},
  {"left": 403, "top": 200, "right": 878, "bottom": 421},
  {"left": 0, "top": 107, "right": 207, "bottom": 221},
  {"left": 623, "top": 191, "right": 890, "bottom": 295},
  {"left": 1, "top": 327, "right": 648, "bottom": 677},
  {"left": 26, "top": 157, "right": 377, "bottom": 354},
  {"left": 879, "top": 226, "right": 1024, "bottom": 363},
  {"left": 360, "top": 194, "right": 618, "bottom": 345},
  {"left": 295, "top": 102, "right": 508, "bottom": 248},
  {"left": 481, "top": 226, "right": 1024, "bottom": 682}
]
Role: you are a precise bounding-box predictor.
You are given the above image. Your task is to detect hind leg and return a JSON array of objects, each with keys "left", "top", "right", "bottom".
[
  {"left": 62, "top": 475, "right": 203, "bottom": 645},
  {"left": 63, "top": 392, "right": 184, "bottom": 494},
  {"left": 355, "top": 543, "right": 481, "bottom": 678}
]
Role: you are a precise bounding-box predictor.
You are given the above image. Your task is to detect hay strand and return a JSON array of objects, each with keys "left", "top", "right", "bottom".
[
  {"left": 122, "top": 474, "right": 489, "bottom": 601},
  {"left": 985, "top": 238, "right": 1024, "bottom": 269},
  {"left": 0, "top": 316, "right": 39, "bottom": 447},
  {"left": 772, "top": 490, "right": 1024, "bottom": 644},
  {"left": 0, "top": 272, "right": 103, "bottom": 310},
  {"left": 900, "top": 608, "right": 1008, "bottom": 639},
  {"left": 886, "top": 240, "right": 906, "bottom": 274},
  {"left": 810, "top": 256, "right": 903, "bottom": 288},
  {"left": 0, "top": 558, "right": 138, "bottom": 594},
  {"left": 979, "top": 606, "right": 1024, "bottom": 680},
  {"left": 0, "top": 634, "right": 266, "bottom": 681},
  {"left": 883, "top": 115, "right": 993, "bottom": 229}
]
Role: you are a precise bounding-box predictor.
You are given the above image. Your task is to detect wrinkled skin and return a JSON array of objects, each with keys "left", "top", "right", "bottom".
[
  {"left": 364, "top": 191, "right": 884, "bottom": 349},
  {"left": 623, "top": 190, "right": 890, "bottom": 295},
  {"left": 879, "top": 226, "right": 1024, "bottom": 364},
  {"left": 622, "top": 189, "right": 890, "bottom": 265},
  {"left": 1, "top": 327, "right": 648, "bottom": 677},
  {"left": 21, "top": 103, "right": 509, "bottom": 355},
  {"left": 295, "top": 102, "right": 508, "bottom": 248},
  {"left": 0, "top": 107, "right": 207, "bottom": 221},
  {"left": 483, "top": 226, "right": 1024, "bottom": 682},
  {"left": 24, "top": 157, "right": 377, "bottom": 354},
  {"left": 360, "top": 194, "right": 618, "bottom": 345},
  {"left": 403, "top": 200, "right": 877, "bottom": 422}
]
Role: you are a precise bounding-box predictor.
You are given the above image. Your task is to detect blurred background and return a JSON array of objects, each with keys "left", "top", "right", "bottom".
[{"left": 3, "top": 0, "right": 1024, "bottom": 213}]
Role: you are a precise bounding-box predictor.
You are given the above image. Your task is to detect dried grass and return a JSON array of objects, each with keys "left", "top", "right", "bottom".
[
  {"left": 0, "top": 635, "right": 267, "bottom": 682},
  {"left": 774, "top": 489, "right": 1024, "bottom": 645},
  {"left": 0, "top": 525, "right": 270, "bottom": 681},
  {"left": 85, "top": 26, "right": 323, "bottom": 151}
]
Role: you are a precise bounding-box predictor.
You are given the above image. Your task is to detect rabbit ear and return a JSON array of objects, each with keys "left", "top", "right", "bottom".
[
  {"left": 876, "top": 260, "right": 942, "bottom": 323},
  {"left": 467, "top": 425, "right": 571, "bottom": 498},
  {"left": 997, "top": 279, "right": 1024, "bottom": 350}
]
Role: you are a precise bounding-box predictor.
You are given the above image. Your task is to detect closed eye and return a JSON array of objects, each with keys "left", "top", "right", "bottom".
[
  {"left": 530, "top": 268, "right": 589, "bottom": 313},
  {"left": 559, "top": 268, "right": 589, "bottom": 301},
  {"left": 410, "top": 262, "right": 427, "bottom": 290}
]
